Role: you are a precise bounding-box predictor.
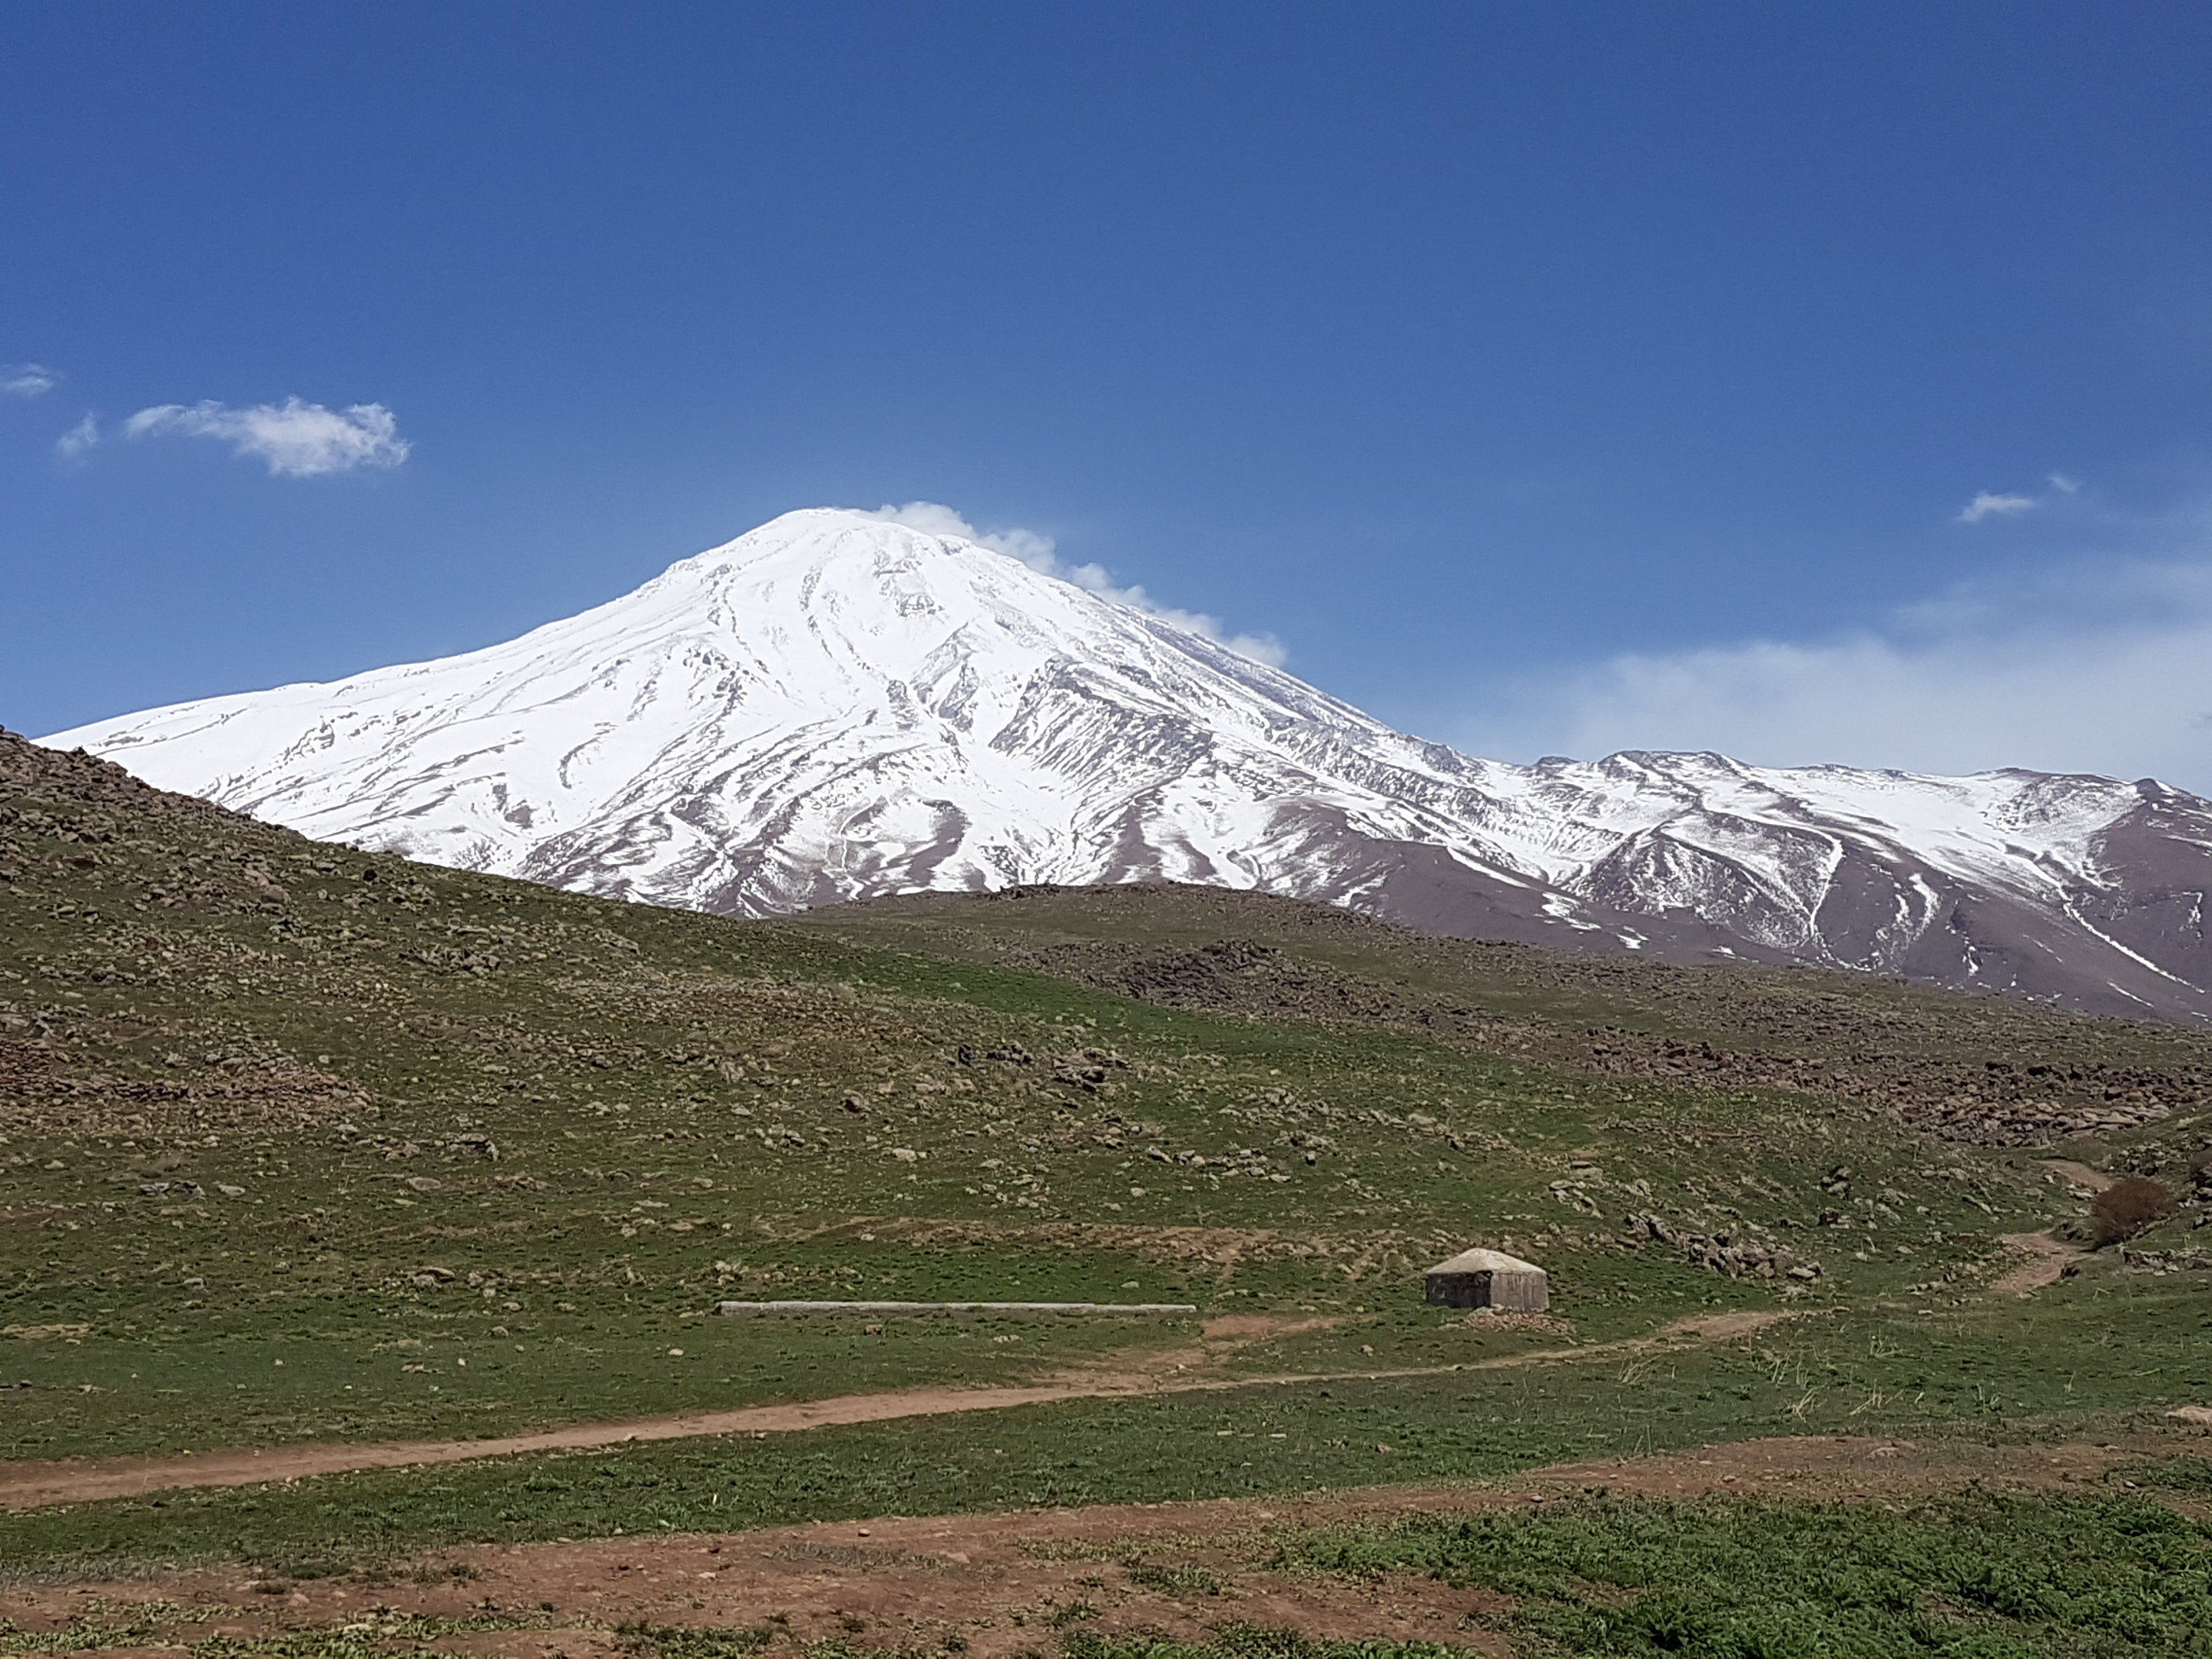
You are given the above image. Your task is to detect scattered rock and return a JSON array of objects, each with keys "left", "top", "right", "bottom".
[{"left": 1626, "top": 1213, "right": 1814, "bottom": 1280}]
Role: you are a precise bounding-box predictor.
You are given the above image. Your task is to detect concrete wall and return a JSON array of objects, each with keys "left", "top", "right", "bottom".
[{"left": 1424, "top": 1267, "right": 1548, "bottom": 1312}]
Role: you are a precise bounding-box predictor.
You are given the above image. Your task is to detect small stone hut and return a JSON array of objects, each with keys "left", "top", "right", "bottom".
[{"left": 1423, "top": 1247, "right": 1548, "bottom": 1312}]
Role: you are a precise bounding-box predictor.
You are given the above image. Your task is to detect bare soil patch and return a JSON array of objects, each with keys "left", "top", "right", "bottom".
[
  {"left": 1196, "top": 1313, "right": 1339, "bottom": 1343},
  {"left": 1990, "top": 1229, "right": 2091, "bottom": 1296},
  {"left": 0, "top": 1435, "right": 2167, "bottom": 1657},
  {"left": 1646, "top": 1309, "right": 1796, "bottom": 1343},
  {"left": 1048, "top": 1313, "right": 1352, "bottom": 1382},
  {"left": 2040, "top": 1158, "right": 2117, "bottom": 1194}
]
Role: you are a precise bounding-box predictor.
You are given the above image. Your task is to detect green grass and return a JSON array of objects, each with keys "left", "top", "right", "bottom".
[
  {"left": 18, "top": 1465, "right": 2208, "bottom": 1657},
  {"left": 3, "top": 922, "right": 2088, "bottom": 1464},
  {"left": 2132, "top": 1456, "right": 2212, "bottom": 1495},
  {"left": 6, "top": 734, "right": 2212, "bottom": 1595},
  {"left": 1061, "top": 1628, "right": 1477, "bottom": 1659},
  {"left": 0, "top": 1603, "right": 571, "bottom": 1658},
  {"left": 5, "top": 1282, "right": 2210, "bottom": 1582},
  {"left": 12, "top": 902, "right": 2070, "bottom": 1465},
  {"left": 1261, "top": 1478, "right": 2212, "bottom": 1657}
]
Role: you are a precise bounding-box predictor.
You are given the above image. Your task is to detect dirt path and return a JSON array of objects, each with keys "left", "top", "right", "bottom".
[
  {"left": 0, "top": 1311, "right": 1798, "bottom": 1514},
  {"left": 2041, "top": 1157, "right": 2116, "bottom": 1193},
  {"left": 1989, "top": 1228, "right": 2091, "bottom": 1296},
  {"left": 0, "top": 1435, "right": 2171, "bottom": 1658}
]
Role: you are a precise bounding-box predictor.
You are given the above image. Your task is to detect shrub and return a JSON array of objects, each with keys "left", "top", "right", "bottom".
[{"left": 2092, "top": 1177, "right": 2177, "bottom": 1247}]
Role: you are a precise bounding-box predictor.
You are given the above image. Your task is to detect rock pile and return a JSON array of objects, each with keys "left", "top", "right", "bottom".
[
  {"left": 1896, "top": 1091, "right": 2177, "bottom": 1146},
  {"left": 1624, "top": 1211, "right": 1821, "bottom": 1281}
]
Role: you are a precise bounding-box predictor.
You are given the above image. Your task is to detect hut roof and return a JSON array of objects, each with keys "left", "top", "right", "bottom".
[{"left": 1426, "top": 1247, "right": 1544, "bottom": 1277}]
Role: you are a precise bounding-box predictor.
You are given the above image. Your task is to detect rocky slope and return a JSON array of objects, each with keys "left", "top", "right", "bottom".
[{"left": 41, "top": 508, "right": 2212, "bottom": 1022}]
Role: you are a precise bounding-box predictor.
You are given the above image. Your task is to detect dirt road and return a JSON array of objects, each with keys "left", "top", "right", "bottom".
[{"left": 0, "top": 1310, "right": 1796, "bottom": 1513}]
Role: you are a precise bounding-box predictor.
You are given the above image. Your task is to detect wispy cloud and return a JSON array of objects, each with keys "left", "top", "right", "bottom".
[
  {"left": 1957, "top": 490, "right": 2039, "bottom": 523},
  {"left": 2, "top": 363, "right": 59, "bottom": 398},
  {"left": 1452, "top": 553, "right": 2212, "bottom": 794},
  {"left": 1955, "top": 470, "right": 2089, "bottom": 524},
  {"left": 54, "top": 413, "right": 98, "bottom": 462},
  {"left": 122, "top": 397, "right": 410, "bottom": 476},
  {"left": 862, "top": 501, "right": 1290, "bottom": 667}
]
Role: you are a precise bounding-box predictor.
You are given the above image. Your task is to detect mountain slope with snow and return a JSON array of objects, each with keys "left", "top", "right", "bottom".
[{"left": 43, "top": 508, "right": 2212, "bottom": 1022}]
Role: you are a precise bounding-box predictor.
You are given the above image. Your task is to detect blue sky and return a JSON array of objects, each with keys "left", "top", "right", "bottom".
[{"left": 6, "top": 2, "right": 2212, "bottom": 789}]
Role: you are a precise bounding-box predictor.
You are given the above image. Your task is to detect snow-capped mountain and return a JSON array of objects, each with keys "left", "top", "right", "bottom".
[{"left": 43, "top": 508, "right": 2212, "bottom": 1022}]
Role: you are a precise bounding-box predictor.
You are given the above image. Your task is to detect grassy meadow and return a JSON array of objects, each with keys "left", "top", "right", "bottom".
[{"left": 4, "top": 729, "right": 2211, "bottom": 1647}]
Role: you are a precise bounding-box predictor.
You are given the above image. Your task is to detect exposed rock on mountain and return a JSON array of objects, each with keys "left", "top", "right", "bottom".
[{"left": 43, "top": 508, "right": 2212, "bottom": 1022}]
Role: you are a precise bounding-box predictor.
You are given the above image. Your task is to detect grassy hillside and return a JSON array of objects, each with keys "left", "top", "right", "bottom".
[
  {"left": 3, "top": 724, "right": 2210, "bottom": 1588},
  {"left": 791, "top": 884, "right": 2212, "bottom": 1147}
]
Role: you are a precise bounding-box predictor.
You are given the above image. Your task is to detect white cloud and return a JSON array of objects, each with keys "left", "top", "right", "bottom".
[
  {"left": 861, "top": 501, "right": 1289, "bottom": 667},
  {"left": 122, "top": 397, "right": 410, "bottom": 476},
  {"left": 1452, "top": 557, "right": 2212, "bottom": 794},
  {"left": 1958, "top": 490, "right": 2039, "bottom": 523},
  {"left": 2, "top": 363, "right": 58, "bottom": 398},
  {"left": 861, "top": 501, "right": 1056, "bottom": 568},
  {"left": 55, "top": 413, "right": 98, "bottom": 462}
]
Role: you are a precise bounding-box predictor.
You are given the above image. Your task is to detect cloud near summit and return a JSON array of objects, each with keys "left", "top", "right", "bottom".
[
  {"left": 862, "top": 502, "right": 1289, "bottom": 668},
  {"left": 1453, "top": 552, "right": 2212, "bottom": 794},
  {"left": 123, "top": 397, "right": 410, "bottom": 476}
]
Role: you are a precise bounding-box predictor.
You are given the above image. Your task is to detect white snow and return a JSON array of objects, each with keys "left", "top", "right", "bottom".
[{"left": 40, "top": 507, "right": 2209, "bottom": 1012}]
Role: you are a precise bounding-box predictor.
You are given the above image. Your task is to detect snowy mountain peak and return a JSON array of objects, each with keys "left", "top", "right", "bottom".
[{"left": 42, "top": 508, "right": 2212, "bottom": 1023}]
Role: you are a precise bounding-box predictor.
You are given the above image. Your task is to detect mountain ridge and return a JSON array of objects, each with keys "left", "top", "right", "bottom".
[{"left": 41, "top": 507, "right": 2212, "bottom": 1023}]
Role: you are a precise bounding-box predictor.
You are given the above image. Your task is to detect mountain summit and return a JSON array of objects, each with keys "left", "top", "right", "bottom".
[{"left": 44, "top": 508, "right": 2212, "bottom": 1022}]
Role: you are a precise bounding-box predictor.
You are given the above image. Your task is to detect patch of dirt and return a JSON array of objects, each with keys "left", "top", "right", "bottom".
[
  {"left": 1647, "top": 1309, "right": 1797, "bottom": 1342},
  {"left": 1197, "top": 1313, "right": 1339, "bottom": 1343},
  {"left": 1041, "top": 1313, "right": 1353, "bottom": 1386},
  {"left": 2040, "top": 1158, "right": 2118, "bottom": 1193},
  {"left": 1439, "top": 1308, "right": 1577, "bottom": 1337},
  {"left": 1510, "top": 1432, "right": 2139, "bottom": 1502},
  {"left": 1989, "top": 1229, "right": 2091, "bottom": 1296},
  {"left": 0, "top": 1435, "right": 2172, "bottom": 1657}
]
